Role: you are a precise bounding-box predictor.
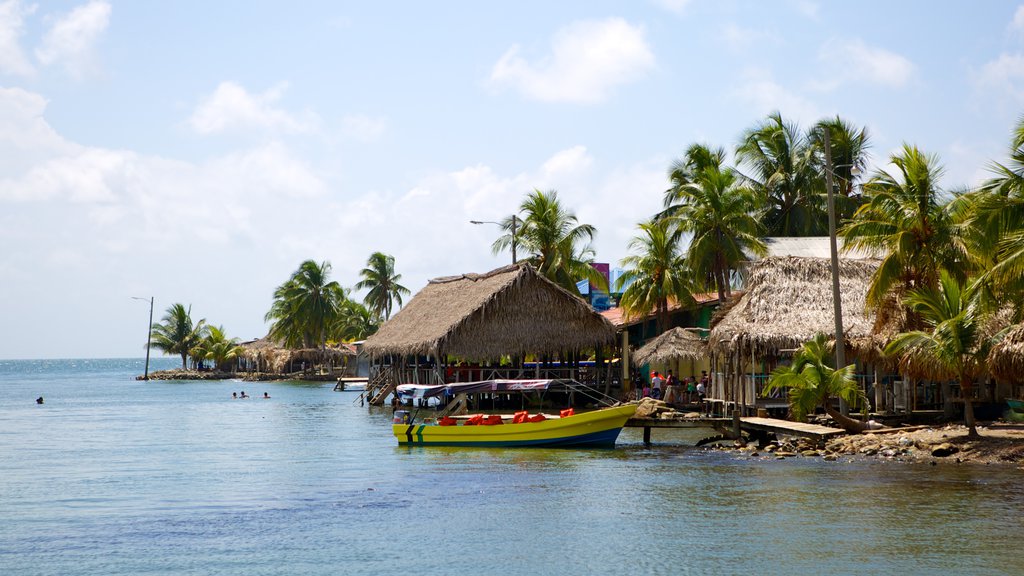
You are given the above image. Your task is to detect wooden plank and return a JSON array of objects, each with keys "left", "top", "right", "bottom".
[{"left": 739, "top": 416, "right": 845, "bottom": 439}]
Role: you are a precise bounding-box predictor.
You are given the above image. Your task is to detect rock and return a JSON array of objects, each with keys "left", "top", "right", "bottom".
[
  {"left": 765, "top": 444, "right": 778, "bottom": 452},
  {"left": 823, "top": 454, "right": 838, "bottom": 461},
  {"left": 898, "top": 436, "right": 913, "bottom": 447},
  {"left": 881, "top": 449, "right": 898, "bottom": 458},
  {"left": 801, "top": 450, "right": 819, "bottom": 457},
  {"left": 931, "top": 443, "right": 960, "bottom": 457},
  {"left": 859, "top": 447, "right": 878, "bottom": 456},
  {"left": 775, "top": 451, "right": 796, "bottom": 457}
]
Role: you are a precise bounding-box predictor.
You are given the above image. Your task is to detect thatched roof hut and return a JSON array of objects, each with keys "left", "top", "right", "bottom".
[
  {"left": 633, "top": 327, "right": 707, "bottom": 366},
  {"left": 239, "top": 337, "right": 355, "bottom": 373},
  {"left": 708, "top": 256, "right": 879, "bottom": 357},
  {"left": 361, "top": 264, "right": 617, "bottom": 360},
  {"left": 989, "top": 323, "right": 1024, "bottom": 382}
]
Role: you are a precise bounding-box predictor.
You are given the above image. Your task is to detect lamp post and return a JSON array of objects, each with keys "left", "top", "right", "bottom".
[
  {"left": 132, "top": 296, "right": 154, "bottom": 380},
  {"left": 470, "top": 215, "right": 518, "bottom": 264}
]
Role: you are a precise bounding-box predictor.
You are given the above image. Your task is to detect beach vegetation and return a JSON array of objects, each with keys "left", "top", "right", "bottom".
[
  {"left": 884, "top": 272, "right": 991, "bottom": 437},
  {"left": 192, "top": 325, "right": 244, "bottom": 372},
  {"left": 763, "top": 333, "right": 868, "bottom": 433},
  {"left": 354, "top": 252, "right": 410, "bottom": 322},
  {"left": 150, "top": 303, "right": 207, "bottom": 369},
  {"left": 265, "top": 260, "right": 347, "bottom": 350},
  {"left": 662, "top": 145, "right": 766, "bottom": 301},
  {"left": 616, "top": 218, "right": 695, "bottom": 335},
  {"left": 513, "top": 188, "right": 608, "bottom": 294}
]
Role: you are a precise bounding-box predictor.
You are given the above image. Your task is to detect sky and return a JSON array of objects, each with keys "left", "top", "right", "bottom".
[{"left": 4, "top": 1, "right": 1024, "bottom": 359}]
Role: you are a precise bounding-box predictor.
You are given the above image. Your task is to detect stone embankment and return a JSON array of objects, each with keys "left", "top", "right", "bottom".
[{"left": 715, "top": 424, "right": 1024, "bottom": 466}]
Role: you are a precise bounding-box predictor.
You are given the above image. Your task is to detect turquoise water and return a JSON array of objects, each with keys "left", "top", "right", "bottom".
[{"left": 1, "top": 359, "right": 1021, "bottom": 576}]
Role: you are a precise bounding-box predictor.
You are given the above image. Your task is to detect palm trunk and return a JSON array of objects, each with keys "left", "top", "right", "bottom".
[
  {"left": 823, "top": 403, "right": 868, "bottom": 434},
  {"left": 960, "top": 378, "right": 979, "bottom": 438}
]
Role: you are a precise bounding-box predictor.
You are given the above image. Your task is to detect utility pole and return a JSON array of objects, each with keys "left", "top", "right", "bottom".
[{"left": 824, "top": 128, "right": 848, "bottom": 415}]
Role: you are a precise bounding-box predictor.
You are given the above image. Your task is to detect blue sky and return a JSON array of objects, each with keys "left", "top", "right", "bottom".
[{"left": 3, "top": 1, "right": 1024, "bottom": 359}]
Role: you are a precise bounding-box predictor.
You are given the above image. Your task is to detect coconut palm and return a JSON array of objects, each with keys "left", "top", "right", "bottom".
[
  {"left": 884, "top": 272, "right": 989, "bottom": 437},
  {"left": 668, "top": 160, "right": 766, "bottom": 301},
  {"left": 809, "top": 116, "right": 871, "bottom": 221},
  {"left": 736, "top": 112, "right": 825, "bottom": 236},
  {"left": 515, "top": 189, "right": 607, "bottom": 294},
  {"left": 194, "top": 325, "right": 244, "bottom": 372},
  {"left": 150, "top": 303, "right": 206, "bottom": 369},
  {"left": 332, "top": 300, "right": 378, "bottom": 341},
  {"left": 265, "top": 260, "right": 347, "bottom": 349},
  {"left": 662, "top": 144, "right": 730, "bottom": 218},
  {"left": 354, "top": 252, "right": 410, "bottom": 322},
  {"left": 840, "top": 144, "right": 967, "bottom": 311},
  {"left": 763, "top": 333, "right": 868, "bottom": 433},
  {"left": 969, "top": 116, "right": 1024, "bottom": 313},
  {"left": 616, "top": 219, "right": 696, "bottom": 335}
]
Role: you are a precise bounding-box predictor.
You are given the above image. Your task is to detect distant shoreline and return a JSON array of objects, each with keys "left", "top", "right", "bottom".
[{"left": 140, "top": 369, "right": 340, "bottom": 382}]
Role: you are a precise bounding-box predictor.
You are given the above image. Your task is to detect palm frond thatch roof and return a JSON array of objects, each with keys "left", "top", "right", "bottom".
[
  {"left": 988, "top": 323, "right": 1024, "bottom": 382},
  {"left": 239, "top": 337, "right": 354, "bottom": 373},
  {"left": 708, "top": 256, "right": 880, "bottom": 357},
  {"left": 361, "top": 263, "right": 616, "bottom": 359},
  {"left": 633, "top": 327, "right": 707, "bottom": 366}
]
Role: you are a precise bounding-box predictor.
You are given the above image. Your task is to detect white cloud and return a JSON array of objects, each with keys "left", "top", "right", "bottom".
[
  {"left": 721, "top": 23, "right": 781, "bottom": 54},
  {"left": 35, "top": 0, "right": 110, "bottom": 78},
  {"left": 730, "top": 68, "right": 822, "bottom": 125},
  {"left": 653, "top": 0, "right": 692, "bottom": 15},
  {"left": 817, "top": 38, "right": 914, "bottom": 89},
  {"left": 0, "top": 0, "right": 35, "bottom": 76},
  {"left": 1012, "top": 5, "right": 1024, "bottom": 36},
  {"left": 489, "top": 18, "right": 655, "bottom": 104},
  {"left": 188, "top": 81, "right": 319, "bottom": 135},
  {"left": 541, "top": 145, "right": 593, "bottom": 179},
  {"left": 341, "top": 114, "right": 387, "bottom": 142},
  {"left": 789, "top": 0, "right": 820, "bottom": 19},
  {"left": 975, "top": 52, "right": 1024, "bottom": 105}
]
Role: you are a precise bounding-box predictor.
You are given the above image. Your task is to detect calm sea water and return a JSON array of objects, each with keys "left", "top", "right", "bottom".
[{"left": 1, "top": 358, "right": 1020, "bottom": 576}]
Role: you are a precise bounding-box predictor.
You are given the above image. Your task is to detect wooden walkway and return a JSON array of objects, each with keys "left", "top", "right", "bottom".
[{"left": 626, "top": 415, "right": 846, "bottom": 444}]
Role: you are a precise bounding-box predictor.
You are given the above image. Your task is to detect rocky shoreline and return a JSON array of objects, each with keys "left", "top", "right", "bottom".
[
  {"left": 711, "top": 423, "right": 1024, "bottom": 467},
  {"left": 139, "top": 369, "right": 339, "bottom": 382}
]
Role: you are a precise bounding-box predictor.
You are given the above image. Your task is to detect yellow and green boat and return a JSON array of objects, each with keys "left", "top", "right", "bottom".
[{"left": 393, "top": 403, "right": 637, "bottom": 448}]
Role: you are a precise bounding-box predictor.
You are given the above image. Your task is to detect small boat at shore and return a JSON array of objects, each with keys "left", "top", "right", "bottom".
[{"left": 393, "top": 404, "right": 637, "bottom": 448}]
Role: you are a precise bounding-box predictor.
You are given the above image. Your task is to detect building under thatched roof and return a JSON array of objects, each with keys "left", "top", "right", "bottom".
[
  {"left": 239, "top": 337, "right": 355, "bottom": 373},
  {"left": 708, "top": 256, "right": 879, "bottom": 358},
  {"left": 362, "top": 263, "right": 617, "bottom": 360},
  {"left": 633, "top": 327, "right": 707, "bottom": 366},
  {"left": 989, "top": 323, "right": 1024, "bottom": 383}
]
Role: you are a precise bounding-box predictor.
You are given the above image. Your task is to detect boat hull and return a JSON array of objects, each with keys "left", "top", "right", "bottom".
[{"left": 393, "top": 405, "right": 637, "bottom": 448}]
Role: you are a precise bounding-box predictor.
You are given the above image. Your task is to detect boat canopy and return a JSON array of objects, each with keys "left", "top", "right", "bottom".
[{"left": 396, "top": 379, "right": 565, "bottom": 399}]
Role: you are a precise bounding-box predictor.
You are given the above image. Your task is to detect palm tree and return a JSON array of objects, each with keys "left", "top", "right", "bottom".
[
  {"left": 809, "top": 116, "right": 871, "bottom": 221},
  {"left": 616, "top": 219, "right": 695, "bottom": 335},
  {"left": 515, "top": 189, "right": 607, "bottom": 294},
  {"left": 332, "top": 300, "right": 379, "bottom": 341},
  {"left": 150, "top": 303, "right": 206, "bottom": 369},
  {"left": 840, "top": 144, "right": 966, "bottom": 310},
  {"left": 668, "top": 157, "right": 766, "bottom": 301},
  {"left": 884, "top": 272, "right": 990, "bottom": 437},
  {"left": 736, "top": 112, "right": 825, "bottom": 236},
  {"left": 662, "top": 144, "right": 730, "bottom": 218},
  {"left": 763, "top": 334, "right": 868, "bottom": 433},
  {"left": 194, "top": 325, "right": 244, "bottom": 372},
  {"left": 265, "top": 260, "right": 347, "bottom": 349},
  {"left": 969, "top": 115, "right": 1024, "bottom": 313},
  {"left": 354, "top": 252, "right": 410, "bottom": 322}
]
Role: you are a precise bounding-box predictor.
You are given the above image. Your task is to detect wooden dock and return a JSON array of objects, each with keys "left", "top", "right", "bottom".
[{"left": 626, "top": 415, "right": 846, "bottom": 444}]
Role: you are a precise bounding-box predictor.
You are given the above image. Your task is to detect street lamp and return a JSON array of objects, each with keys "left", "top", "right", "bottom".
[
  {"left": 470, "top": 215, "right": 518, "bottom": 264},
  {"left": 132, "top": 296, "right": 154, "bottom": 380}
]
